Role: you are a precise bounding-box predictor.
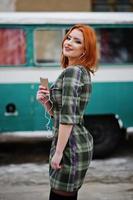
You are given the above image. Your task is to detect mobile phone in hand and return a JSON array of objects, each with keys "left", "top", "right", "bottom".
[{"left": 40, "top": 77, "right": 49, "bottom": 89}]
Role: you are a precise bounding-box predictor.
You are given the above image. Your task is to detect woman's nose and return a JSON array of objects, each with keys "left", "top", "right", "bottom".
[{"left": 67, "top": 38, "right": 73, "bottom": 45}]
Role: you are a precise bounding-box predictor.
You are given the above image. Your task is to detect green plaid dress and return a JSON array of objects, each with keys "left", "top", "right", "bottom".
[{"left": 49, "top": 65, "right": 93, "bottom": 192}]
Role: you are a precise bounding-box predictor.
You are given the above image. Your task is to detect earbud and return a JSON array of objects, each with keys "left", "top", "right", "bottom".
[{"left": 80, "top": 52, "right": 86, "bottom": 59}]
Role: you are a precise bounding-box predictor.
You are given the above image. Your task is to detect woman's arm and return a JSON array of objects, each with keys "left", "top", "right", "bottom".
[{"left": 51, "top": 124, "right": 73, "bottom": 169}]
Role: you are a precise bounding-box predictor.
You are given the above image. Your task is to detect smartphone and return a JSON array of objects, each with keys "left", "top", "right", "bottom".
[{"left": 40, "top": 77, "right": 49, "bottom": 89}]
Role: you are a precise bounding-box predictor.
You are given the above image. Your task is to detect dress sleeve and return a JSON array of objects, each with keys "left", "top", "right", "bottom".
[{"left": 60, "top": 67, "right": 83, "bottom": 124}]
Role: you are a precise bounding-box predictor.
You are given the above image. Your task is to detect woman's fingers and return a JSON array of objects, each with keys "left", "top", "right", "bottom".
[
  {"left": 36, "top": 94, "right": 48, "bottom": 104},
  {"left": 37, "top": 90, "right": 49, "bottom": 95},
  {"left": 51, "top": 161, "right": 61, "bottom": 170},
  {"left": 51, "top": 153, "right": 63, "bottom": 170},
  {"left": 36, "top": 85, "right": 50, "bottom": 104},
  {"left": 39, "top": 86, "right": 50, "bottom": 94}
]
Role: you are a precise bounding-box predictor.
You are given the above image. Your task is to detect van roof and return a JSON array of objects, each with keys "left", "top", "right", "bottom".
[{"left": 0, "top": 12, "right": 133, "bottom": 25}]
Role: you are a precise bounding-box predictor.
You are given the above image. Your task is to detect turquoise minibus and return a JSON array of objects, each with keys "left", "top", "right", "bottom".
[{"left": 0, "top": 12, "right": 133, "bottom": 157}]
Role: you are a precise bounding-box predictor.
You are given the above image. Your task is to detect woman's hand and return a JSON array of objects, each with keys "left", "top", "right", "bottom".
[
  {"left": 36, "top": 85, "right": 50, "bottom": 105},
  {"left": 51, "top": 152, "right": 63, "bottom": 170}
]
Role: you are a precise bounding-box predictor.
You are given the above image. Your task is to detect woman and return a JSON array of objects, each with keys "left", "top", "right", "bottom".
[{"left": 36, "top": 24, "right": 98, "bottom": 200}]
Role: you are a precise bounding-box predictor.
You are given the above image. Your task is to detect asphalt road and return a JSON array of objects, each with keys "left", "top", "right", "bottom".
[{"left": 0, "top": 139, "right": 133, "bottom": 200}]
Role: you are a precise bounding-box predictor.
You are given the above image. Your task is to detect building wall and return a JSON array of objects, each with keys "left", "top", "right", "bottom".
[
  {"left": 0, "top": 0, "right": 16, "bottom": 12},
  {"left": 16, "top": 0, "right": 92, "bottom": 11},
  {"left": 0, "top": 0, "right": 132, "bottom": 12}
]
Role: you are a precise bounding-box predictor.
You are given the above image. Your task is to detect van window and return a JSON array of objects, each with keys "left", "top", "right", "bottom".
[
  {"left": 35, "top": 30, "right": 62, "bottom": 64},
  {"left": 0, "top": 29, "right": 26, "bottom": 66},
  {"left": 97, "top": 28, "right": 133, "bottom": 64}
]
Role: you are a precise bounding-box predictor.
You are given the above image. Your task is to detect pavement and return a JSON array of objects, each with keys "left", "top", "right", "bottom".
[
  {"left": 0, "top": 140, "right": 133, "bottom": 200},
  {"left": 0, "top": 183, "right": 133, "bottom": 200}
]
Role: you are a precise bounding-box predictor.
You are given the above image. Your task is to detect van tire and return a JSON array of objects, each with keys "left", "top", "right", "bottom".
[{"left": 84, "top": 114, "right": 123, "bottom": 158}]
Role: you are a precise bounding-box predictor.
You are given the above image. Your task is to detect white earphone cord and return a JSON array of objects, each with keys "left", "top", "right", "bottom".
[{"left": 44, "top": 95, "right": 53, "bottom": 131}]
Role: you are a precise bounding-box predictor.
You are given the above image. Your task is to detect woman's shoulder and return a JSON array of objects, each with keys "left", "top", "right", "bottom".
[
  {"left": 63, "top": 65, "right": 83, "bottom": 75},
  {"left": 64, "top": 65, "right": 91, "bottom": 77},
  {"left": 62, "top": 66, "right": 83, "bottom": 80}
]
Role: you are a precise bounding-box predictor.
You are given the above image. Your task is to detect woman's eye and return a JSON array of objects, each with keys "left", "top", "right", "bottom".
[
  {"left": 66, "top": 36, "right": 71, "bottom": 40},
  {"left": 75, "top": 40, "right": 81, "bottom": 44}
]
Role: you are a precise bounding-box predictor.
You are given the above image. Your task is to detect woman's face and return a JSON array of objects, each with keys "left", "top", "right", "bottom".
[{"left": 63, "top": 29, "right": 85, "bottom": 65}]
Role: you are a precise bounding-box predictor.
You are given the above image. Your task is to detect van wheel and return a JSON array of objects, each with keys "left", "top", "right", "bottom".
[{"left": 84, "top": 114, "right": 123, "bottom": 158}]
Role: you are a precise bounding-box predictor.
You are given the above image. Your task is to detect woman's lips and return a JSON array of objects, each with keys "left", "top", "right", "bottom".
[{"left": 64, "top": 46, "right": 73, "bottom": 51}]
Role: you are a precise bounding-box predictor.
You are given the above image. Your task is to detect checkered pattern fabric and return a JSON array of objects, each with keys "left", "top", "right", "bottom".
[{"left": 49, "top": 65, "right": 93, "bottom": 192}]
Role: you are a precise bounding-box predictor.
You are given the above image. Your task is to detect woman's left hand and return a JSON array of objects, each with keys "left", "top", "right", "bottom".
[{"left": 51, "top": 152, "right": 63, "bottom": 170}]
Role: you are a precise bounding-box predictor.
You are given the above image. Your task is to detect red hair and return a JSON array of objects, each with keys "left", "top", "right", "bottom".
[{"left": 61, "top": 24, "right": 98, "bottom": 73}]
